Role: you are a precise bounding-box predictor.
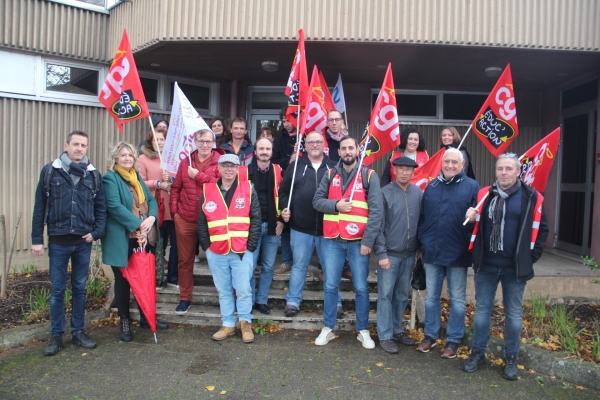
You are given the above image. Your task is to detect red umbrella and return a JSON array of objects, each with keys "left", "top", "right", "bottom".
[{"left": 123, "top": 245, "right": 158, "bottom": 343}]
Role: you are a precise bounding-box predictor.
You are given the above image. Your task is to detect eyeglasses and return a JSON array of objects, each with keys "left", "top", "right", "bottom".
[
  {"left": 219, "top": 163, "right": 238, "bottom": 170},
  {"left": 327, "top": 118, "right": 342, "bottom": 123},
  {"left": 195, "top": 140, "right": 214, "bottom": 146},
  {"left": 306, "top": 140, "right": 324, "bottom": 146}
]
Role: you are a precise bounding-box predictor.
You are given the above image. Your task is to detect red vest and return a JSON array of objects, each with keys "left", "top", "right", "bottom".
[
  {"left": 238, "top": 163, "right": 283, "bottom": 219},
  {"left": 389, "top": 150, "right": 429, "bottom": 182},
  {"left": 468, "top": 186, "right": 544, "bottom": 253},
  {"left": 202, "top": 180, "right": 252, "bottom": 255},
  {"left": 323, "top": 167, "right": 372, "bottom": 240}
]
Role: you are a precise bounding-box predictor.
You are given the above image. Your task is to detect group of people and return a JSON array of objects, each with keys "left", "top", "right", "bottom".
[{"left": 32, "top": 111, "right": 549, "bottom": 381}]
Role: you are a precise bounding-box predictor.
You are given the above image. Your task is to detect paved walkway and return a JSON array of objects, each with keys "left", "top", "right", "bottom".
[{"left": 0, "top": 324, "right": 597, "bottom": 399}]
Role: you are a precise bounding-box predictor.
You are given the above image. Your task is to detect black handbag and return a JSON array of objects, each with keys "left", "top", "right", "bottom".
[{"left": 411, "top": 258, "right": 426, "bottom": 290}]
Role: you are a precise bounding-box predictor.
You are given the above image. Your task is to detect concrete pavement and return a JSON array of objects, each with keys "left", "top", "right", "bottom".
[{"left": 0, "top": 323, "right": 597, "bottom": 399}]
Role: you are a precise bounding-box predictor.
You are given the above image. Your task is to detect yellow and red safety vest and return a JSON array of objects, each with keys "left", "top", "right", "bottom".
[
  {"left": 468, "top": 186, "right": 544, "bottom": 253},
  {"left": 323, "top": 167, "right": 373, "bottom": 240},
  {"left": 238, "top": 164, "right": 283, "bottom": 219},
  {"left": 202, "top": 180, "right": 252, "bottom": 255},
  {"left": 389, "top": 150, "right": 429, "bottom": 182}
]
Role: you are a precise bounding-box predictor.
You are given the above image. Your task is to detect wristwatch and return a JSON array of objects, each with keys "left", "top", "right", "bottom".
[{"left": 157, "top": 180, "right": 161, "bottom": 188}]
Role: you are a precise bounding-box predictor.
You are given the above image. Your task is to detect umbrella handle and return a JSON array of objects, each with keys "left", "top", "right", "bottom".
[{"left": 154, "top": 332, "right": 158, "bottom": 344}]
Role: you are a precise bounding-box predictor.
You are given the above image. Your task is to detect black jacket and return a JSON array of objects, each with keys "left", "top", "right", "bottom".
[
  {"left": 472, "top": 183, "right": 549, "bottom": 282},
  {"left": 272, "top": 129, "right": 297, "bottom": 170},
  {"left": 197, "top": 179, "right": 262, "bottom": 253},
  {"left": 245, "top": 160, "right": 283, "bottom": 236},
  {"left": 279, "top": 154, "right": 336, "bottom": 236}
]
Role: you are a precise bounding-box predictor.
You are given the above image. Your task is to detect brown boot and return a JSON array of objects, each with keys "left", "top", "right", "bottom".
[
  {"left": 240, "top": 320, "right": 254, "bottom": 343},
  {"left": 212, "top": 326, "right": 235, "bottom": 341}
]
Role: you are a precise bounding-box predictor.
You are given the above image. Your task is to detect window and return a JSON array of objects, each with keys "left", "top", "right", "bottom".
[
  {"left": 47, "top": 0, "right": 109, "bottom": 14},
  {"left": 169, "top": 80, "right": 217, "bottom": 114},
  {"left": 140, "top": 77, "right": 159, "bottom": 104},
  {"left": 46, "top": 64, "right": 99, "bottom": 96},
  {"left": 443, "top": 93, "right": 488, "bottom": 120},
  {"left": 251, "top": 91, "right": 288, "bottom": 109}
]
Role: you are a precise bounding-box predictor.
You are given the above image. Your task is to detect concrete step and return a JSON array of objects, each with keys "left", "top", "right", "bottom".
[{"left": 113, "top": 303, "right": 380, "bottom": 332}]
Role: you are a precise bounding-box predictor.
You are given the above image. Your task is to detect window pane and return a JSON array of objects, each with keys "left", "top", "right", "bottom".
[
  {"left": 373, "top": 93, "right": 437, "bottom": 117},
  {"left": 46, "top": 64, "right": 98, "bottom": 95},
  {"left": 443, "top": 93, "right": 488, "bottom": 120},
  {"left": 252, "top": 92, "right": 288, "bottom": 109},
  {"left": 170, "top": 82, "right": 210, "bottom": 110},
  {"left": 140, "top": 77, "right": 159, "bottom": 103}
]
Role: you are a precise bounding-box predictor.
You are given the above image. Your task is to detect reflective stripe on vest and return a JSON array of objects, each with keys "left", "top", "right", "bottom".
[
  {"left": 238, "top": 164, "right": 283, "bottom": 218},
  {"left": 389, "top": 150, "right": 429, "bottom": 182},
  {"left": 203, "top": 180, "right": 252, "bottom": 255},
  {"left": 468, "top": 186, "right": 544, "bottom": 253},
  {"left": 322, "top": 168, "right": 371, "bottom": 240}
]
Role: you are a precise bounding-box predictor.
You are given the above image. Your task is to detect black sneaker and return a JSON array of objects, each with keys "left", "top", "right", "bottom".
[
  {"left": 441, "top": 341, "right": 459, "bottom": 359},
  {"left": 72, "top": 332, "right": 97, "bottom": 349},
  {"left": 503, "top": 354, "right": 519, "bottom": 380},
  {"left": 392, "top": 332, "right": 415, "bottom": 346},
  {"left": 417, "top": 335, "right": 437, "bottom": 353},
  {"left": 175, "top": 300, "right": 191, "bottom": 314},
  {"left": 255, "top": 303, "right": 271, "bottom": 315},
  {"left": 44, "top": 335, "right": 63, "bottom": 356},
  {"left": 462, "top": 348, "right": 486, "bottom": 373},
  {"left": 380, "top": 339, "right": 399, "bottom": 354}
]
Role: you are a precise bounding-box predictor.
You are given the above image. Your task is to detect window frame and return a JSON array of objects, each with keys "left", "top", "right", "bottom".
[
  {"left": 40, "top": 58, "right": 105, "bottom": 103},
  {"left": 166, "top": 76, "right": 219, "bottom": 117}
]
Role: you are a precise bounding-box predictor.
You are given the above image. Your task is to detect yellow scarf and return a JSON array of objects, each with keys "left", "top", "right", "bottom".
[{"left": 115, "top": 165, "right": 146, "bottom": 204}]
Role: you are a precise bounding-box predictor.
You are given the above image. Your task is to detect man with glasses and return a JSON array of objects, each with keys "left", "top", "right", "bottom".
[
  {"left": 312, "top": 136, "right": 383, "bottom": 349},
  {"left": 373, "top": 157, "right": 422, "bottom": 353},
  {"left": 279, "top": 132, "right": 338, "bottom": 317},
  {"left": 462, "top": 153, "right": 548, "bottom": 380},
  {"left": 198, "top": 154, "right": 262, "bottom": 343},
  {"left": 417, "top": 148, "right": 479, "bottom": 358},
  {"left": 170, "top": 129, "right": 224, "bottom": 314},
  {"left": 324, "top": 110, "right": 349, "bottom": 162}
]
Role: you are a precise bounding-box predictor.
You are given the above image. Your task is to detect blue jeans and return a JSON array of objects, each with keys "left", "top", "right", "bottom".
[
  {"left": 322, "top": 239, "right": 370, "bottom": 331},
  {"left": 160, "top": 220, "right": 178, "bottom": 283},
  {"left": 472, "top": 265, "right": 526, "bottom": 356},
  {"left": 286, "top": 229, "right": 325, "bottom": 307},
  {"left": 206, "top": 249, "right": 254, "bottom": 327},
  {"left": 48, "top": 242, "right": 92, "bottom": 336},
  {"left": 250, "top": 222, "right": 281, "bottom": 304},
  {"left": 280, "top": 230, "right": 293, "bottom": 265},
  {"left": 377, "top": 255, "right": 415, "bottom": 340},
  {"left": 424, "top": 264, "right": 468, "bottom": 343}
]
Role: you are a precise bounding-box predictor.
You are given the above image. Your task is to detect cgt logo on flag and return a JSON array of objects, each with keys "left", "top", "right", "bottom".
[
  {"left": 360, "top": 124, "right": 381, "bottom": 157},
  {"left": 474, "top": 106, "right": 516, "bottom": 149},
  {"left": 518, "top": 127, "right": 560, "bottom": 192},
  {"left": 110, "top": 89, "right": 145, "bottom": 120}
]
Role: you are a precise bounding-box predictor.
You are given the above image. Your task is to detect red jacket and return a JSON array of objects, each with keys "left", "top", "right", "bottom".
[{"left": 170, "top": 149, "right": 224, "bottom": 223}]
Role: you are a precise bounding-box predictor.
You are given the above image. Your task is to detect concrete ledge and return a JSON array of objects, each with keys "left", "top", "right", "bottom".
[{"left": 0, "top": 309, "right": 108, "bottom": 350}]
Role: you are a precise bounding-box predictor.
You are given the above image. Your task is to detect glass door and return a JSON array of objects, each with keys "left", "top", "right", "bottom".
[
  {"left": 557, "top": 106, "right": 597, "bottom": 255},
  {"left": 249, "top": 113, "right": 283, "bottom": 143}
]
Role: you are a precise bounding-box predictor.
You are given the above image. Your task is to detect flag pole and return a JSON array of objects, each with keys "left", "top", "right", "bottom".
[
  {"left": 348, "top": 128, "right": 369, "bottom": 201},
  {"left": 462, "top": 192, "right": 489, "bottom": 226},
  {"left": 148, "top": 116, "right": 165, "bottom": 169},
  {"left": 456, "top": 125, "right": 472, "bottom": 150},
  {"left": 286, "top": 104, "right": 302, "bottom": 210}
]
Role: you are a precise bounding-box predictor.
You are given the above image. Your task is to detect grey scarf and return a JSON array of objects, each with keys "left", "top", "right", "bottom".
[
  {"left": 488, "top": 180, "right": 521, "bottom": 252},
  {"left": 60, "top": 152, "right": 89, "bottom": 186}
]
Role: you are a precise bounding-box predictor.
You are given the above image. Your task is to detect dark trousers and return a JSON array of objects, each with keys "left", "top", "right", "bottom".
[{"left": 161, "top": 220, "right": 178, "bottom": 283}]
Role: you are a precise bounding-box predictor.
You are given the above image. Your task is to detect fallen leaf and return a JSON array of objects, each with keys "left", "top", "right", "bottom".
[
  {"left": 220, "top": 390, "right": 227, "bottom": 395},
  {"left": 366, "top": 369, "right": 371, "bottom": 373},
  {"left": 375, "top": 362, "right": 384, "bottom": 367},
  {"left": 82, "top": 353, "right": 88, "bottom": 356},
  {"left": 528, "top": 369, "right": 536, "bottom": 374},
  {"left": 575, "top": 386, "right": 584, "bottom": 390},
  {"left": 25, "top": 274, "right": 31, "bottom": 278},
  {"left": 310, "top": 341, "right": 316, "bottom": 345},
  {"left": 517, "top": 364, "right": 524, "bottom": 370},
  {"left": 206, "top": 386, "right": 215, "bottom": 391}
]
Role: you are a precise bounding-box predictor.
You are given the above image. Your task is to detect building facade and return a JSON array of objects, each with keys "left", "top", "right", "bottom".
[{"left": 1, "top": 0, "right": 599, "bottom": 261}]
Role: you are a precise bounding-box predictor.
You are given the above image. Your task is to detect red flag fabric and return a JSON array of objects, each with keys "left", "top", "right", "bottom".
[
  {"left": 519, "top": 127, "right": 560, "bottom": 192},
  {"left": 472, "top": 64, "right": 518, "bottom": 157},
  {"left": 99, "top": 29, "right": 150, "bottom": 133},
  {"left": 359, "top": 63, "right": 400, "bottom": 166},
  {"left": 299, "top": 66, "right": 330, "bottom": 154},
  {"left": 410, "top": 148, "right": 445, "bottom": 191},
  {"left": 284, "top": 29, "right": 309, "bottom": 129},
  {"left": 123, "top": 247, "right": 157, "bottom": 333},
  {"left": 318, "top": 70, "right": 336, "bottom": 113}
]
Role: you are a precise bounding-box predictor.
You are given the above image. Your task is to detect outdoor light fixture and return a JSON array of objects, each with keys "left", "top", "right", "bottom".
[
  {"left": 485, "top": 67, "right": 503, "bottom": 78},
  {"left": 261, "top": 61, "right": 279, "bottom": 72}
]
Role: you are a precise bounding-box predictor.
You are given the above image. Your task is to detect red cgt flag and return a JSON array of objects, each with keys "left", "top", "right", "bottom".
[
  {"left": 519, "top": 127, "right": 560, "bottom": 192},
  {"left": 472, "top": 64, "right": 518, "bottom": 157},
  {"left": 299, "top": 66, "right": 330, "bottom": 154},
  {"left": 359, "top": 63, "right": 400, "bottom": 166},
  {"left": 99, "top": 29, "right": 149, "bottom": 133},
  {"left": 284, "top": 29, "right": 309, "bottom": 129},
  {"left": 410, "top": 148, "right": 445, "bottom": 191},
  {"left": 318, "top": 70, "right": 336, "bottom": 113}
]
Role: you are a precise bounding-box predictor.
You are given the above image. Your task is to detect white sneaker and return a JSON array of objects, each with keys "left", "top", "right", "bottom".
[
  {"left": 315, "top": 327, "right": 335, "bottom": 346},
  {"left": 194, "top": 255, "right": 200, "bottom": 263},
  {"left": 357, "top": 329, "right": 375, "bottom": 349}
]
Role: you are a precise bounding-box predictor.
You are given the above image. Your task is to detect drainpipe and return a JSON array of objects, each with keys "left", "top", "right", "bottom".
[{"left": 230, "top": 80, "right": 238, "bottom": 119}]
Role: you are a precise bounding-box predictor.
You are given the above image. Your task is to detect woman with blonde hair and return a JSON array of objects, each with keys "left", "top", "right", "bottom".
[
  {"left": 102, "top": 142, "right": 168, "bottom": 342},
  {"left": 439, "top": 126, "right": 476, "bottom": 180}
]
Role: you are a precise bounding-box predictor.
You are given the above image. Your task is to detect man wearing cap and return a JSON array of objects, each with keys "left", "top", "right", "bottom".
[
  {"left": 198, "top": 154, "right": 262, "bottom": 343},
  {"left": 373, "top": 157, "right": 422, "bottom": 354}
]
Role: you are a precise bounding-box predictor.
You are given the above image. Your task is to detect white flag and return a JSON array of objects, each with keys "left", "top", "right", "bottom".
[
  {"left": 161, "top": 82, "right": 212, "bottom": 175},
  {"left": 332, "top": 74, "right": 346, "bottom": 114}
]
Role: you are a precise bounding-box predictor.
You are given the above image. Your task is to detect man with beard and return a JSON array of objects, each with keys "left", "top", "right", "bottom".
[
  {"left": 239, "top": 138, "right": 285, "bottom": 314},
  {"left": 312, "top": 136, "right": 383, "bottom": 349},
  {"left": 324, "top": 110, "right": 348, "bottom": 163}
]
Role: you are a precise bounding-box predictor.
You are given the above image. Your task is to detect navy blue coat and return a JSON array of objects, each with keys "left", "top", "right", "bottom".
[{"left": 417, "top": 171, "right": 479, "bottom": 268}]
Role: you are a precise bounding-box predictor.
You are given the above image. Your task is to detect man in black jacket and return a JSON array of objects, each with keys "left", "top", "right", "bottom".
[
  {"left": 462, "top": 153, "right": 549, "bottom": 380},
  {"left": 279, "top": 132, "right": 337, "bottom": 317}
]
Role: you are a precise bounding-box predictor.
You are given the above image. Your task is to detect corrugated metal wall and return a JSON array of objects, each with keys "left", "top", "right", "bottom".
[
  {"left": 0, "top": 98, "right": 163, "bottom": 251},
  {"left": 110, "top": 0, "right": 600, "bottom": 55},
  {"left": 0, "top": 0, "right": 109, "bottom": 61}
]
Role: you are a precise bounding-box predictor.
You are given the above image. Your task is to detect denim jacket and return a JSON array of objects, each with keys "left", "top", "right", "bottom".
[{"left": 31, "top": 159, "right": 107, "bottom": 245}]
